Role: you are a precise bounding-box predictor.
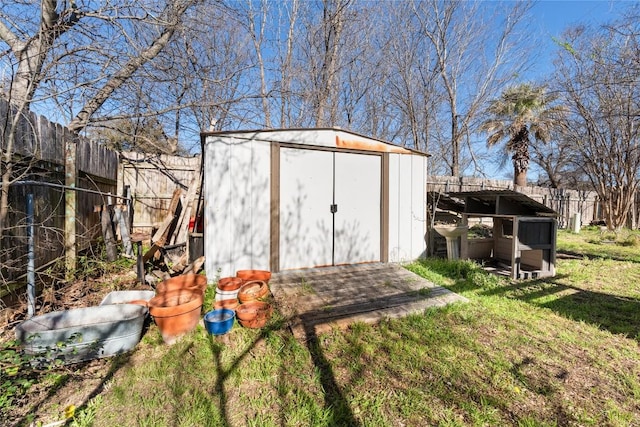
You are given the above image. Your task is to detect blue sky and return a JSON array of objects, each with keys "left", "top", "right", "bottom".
[{"left": 526, "top": 0, "right": 628, "bottom": 79}]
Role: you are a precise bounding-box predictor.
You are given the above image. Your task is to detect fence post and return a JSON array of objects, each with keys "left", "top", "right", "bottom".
[
  {"left": 64, "top": 131, "right": 77, "bottom": 279},
  {"left": 26, "top": 194, "right": 35, "bottom": 318}
]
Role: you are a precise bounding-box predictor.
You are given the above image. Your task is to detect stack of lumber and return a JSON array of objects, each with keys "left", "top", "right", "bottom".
[{"left": 95, "top": 168, "right": 204, "bottom": 283}]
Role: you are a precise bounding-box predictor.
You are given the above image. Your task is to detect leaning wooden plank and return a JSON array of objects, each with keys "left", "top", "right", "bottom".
[
  {"left": 151, "top": 188, "right": 182, "bottom": 244},
  {"left": 172, "top": 170, "right": 201, "bottom": 245},
  {"left": 101, "top": 206, "right": 118, "bottom": 262},
  {"left": 142, "top": 215, "right": 175, "bottom": 263},
  {"left": 144, "top": 188, "right": 182, "bottom": 262},
  {"left": 113, "top": 206, "right": 132, "bottom": 256},
  {"left": 168, "top": 252, "right": 189, "bottom": 273},
  {"left": 174, "top": 171, "right": 200, "bottom": 244},
  {"left": 142, "top": 242, "right": 161, "bottom": 264},
  {"left": 151, "top": 214, "right": 176, "bottom": 247}
]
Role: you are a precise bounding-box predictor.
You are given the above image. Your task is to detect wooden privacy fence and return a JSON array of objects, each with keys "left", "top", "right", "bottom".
[
  {"left": 427, "top": 176, "right": 600, "bottom": 229},
  {"left": 0, "top": 98, "right": 118, "bottom": 295},
  {"left": 118, "top": 152, "right": 201, "bottom": 239}
]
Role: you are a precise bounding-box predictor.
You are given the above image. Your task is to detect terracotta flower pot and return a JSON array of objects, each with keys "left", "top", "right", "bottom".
[
  {"left": 237, "top": 280, "right": 269, "bottom": 303},
  {"left": 237, "top": 302, "right": 272, "bottom": 328},
  {"left": 214, "top": 298, "right": 239, "bottom": 311},
  {"left": 235, "top": 301, "right": 272, "bottom": 322},
  {"left": 238, "top": 316, "right": 269, "bottom": 329},
  {"left": 217, "top": 277, "right": 244, "bottom": 292},
  {"left": 156, "top": 274, "right": 207, "bottom": 296},
  {"left": 236, "top": 270, "right": 271, "bottom": 283},
  {"left": 148, "top": 289, "right": 203, "bottom": 344}
]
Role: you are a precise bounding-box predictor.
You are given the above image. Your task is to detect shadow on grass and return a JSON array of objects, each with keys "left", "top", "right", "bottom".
[
  {"left": 412, "top": 257, "right": 640, "bottom": 342},
  {"left": 556, "top": 249, "right": 640, "bottom": 264},
  {"left": 207, "top": 336, "right": 231, "bottom": 427},
  {"left": 302, "top": 322, "right": 361, "bottom": 426},
  {"left": 480, "top": 275, "right": 640, "bottom": 341}
]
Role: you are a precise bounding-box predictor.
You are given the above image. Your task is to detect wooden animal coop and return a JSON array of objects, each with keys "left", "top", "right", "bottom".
[{"left": 438, "top": 190, "right": 557, "bottom": 279}]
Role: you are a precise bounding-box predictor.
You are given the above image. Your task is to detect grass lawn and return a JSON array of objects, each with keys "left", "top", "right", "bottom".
[{"left": 10, "top": 227, "right": 640, "bottom": 426}]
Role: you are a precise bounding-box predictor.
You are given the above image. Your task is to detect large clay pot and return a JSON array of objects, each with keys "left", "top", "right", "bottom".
[
  {"left": 156, "top": 274, "right": 207, "bottom": 296},
  {"left": 148, "top": 289, "right": 203, "bottom": 344},
  {"left": 236, "top": 270, "right": 271, "bottom": 283}
]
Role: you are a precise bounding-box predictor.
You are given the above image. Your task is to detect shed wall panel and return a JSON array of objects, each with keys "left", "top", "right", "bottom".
[
  {"left": 398, "top": 155, "right": 413, "bottom": 262},
  {"left": 204, "top": 138, "right": 232, "bottom": 279},
  {"left": 387, "top": 154, "right": 404, "bottom": 262},
  {"left": 234, "top": 139, "right": 270, "bottom": 270},
  {"left": 204, "top": 137, "right": 270, "bottom": 279},
  {"left": 411, "top": 155, "right": 427, "bottom": 258}
]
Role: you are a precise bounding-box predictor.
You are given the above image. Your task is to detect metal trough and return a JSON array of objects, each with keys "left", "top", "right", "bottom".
[
  {"left": 15, "top": 304, "right": 147, "bottom": 365},
  {"left": 99, "top": 290, "right": 155, "bottom": 307}
]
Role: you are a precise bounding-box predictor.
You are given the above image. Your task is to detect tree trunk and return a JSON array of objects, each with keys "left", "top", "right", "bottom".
[{"left": 514, "top": 170, "right": 527, "bottom": 187}]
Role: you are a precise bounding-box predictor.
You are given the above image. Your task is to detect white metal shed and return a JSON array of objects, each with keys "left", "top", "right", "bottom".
[{"left": 201, "top": 128, "right": 428, "bottom": 280}]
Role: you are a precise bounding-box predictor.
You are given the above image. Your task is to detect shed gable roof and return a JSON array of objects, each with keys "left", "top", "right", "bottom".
[{"left": 201, "top": 127, "right": 429, "bottom": 156}]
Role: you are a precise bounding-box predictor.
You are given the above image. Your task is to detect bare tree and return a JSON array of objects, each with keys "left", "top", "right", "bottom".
[
  {"left": 412, "top": 0, "right": 533, "bottom": 176},
  {"left": 295, "top": 0, "right": 354, "bottom": 127},
  {"left": 553, "top": 14, "right": 640, "bottom": 230},
  {"left": 529, "top": 136, "right": 578, "bottom": 188},
  {"left": 274, "top": 0, "right": 300, "bottom": 127},
  {"left": 222, "top": 0, "right": 275, "bottom": 128},
  {"left": 375, "top": 1, "right": 440, "bottom": 152},
  {"left": 97, "top": 2, "right": 255, "bottom": 152},
  {"left": 0, "top": 1, "right": 197, "bottom": 272}
]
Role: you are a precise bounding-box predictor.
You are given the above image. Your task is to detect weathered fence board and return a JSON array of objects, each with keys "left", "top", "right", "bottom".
[
  {"left": 119, "top": 152, "right": 201, "bottom": 235},
  {"left": 77, "top": 137, "right": 118, "bottom": 182},
  {"left": 0, "top": 98, "right": 118, "bottom": 289}
]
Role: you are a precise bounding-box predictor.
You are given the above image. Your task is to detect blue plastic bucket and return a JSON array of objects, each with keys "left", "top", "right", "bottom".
[{"left": 204, "top": 309, "right": 235, "bottom": 335}]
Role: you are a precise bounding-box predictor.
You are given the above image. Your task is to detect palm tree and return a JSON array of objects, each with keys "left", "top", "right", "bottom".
[{"left": 480, "top": 84, "right": 564, "bottom": 187}]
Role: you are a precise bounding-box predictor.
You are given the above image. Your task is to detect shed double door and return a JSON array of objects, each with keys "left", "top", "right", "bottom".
[{"left": 279, "top": 148, "right": 381, "bottom": 270}]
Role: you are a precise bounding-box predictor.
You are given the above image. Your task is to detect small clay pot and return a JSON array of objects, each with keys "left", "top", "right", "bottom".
[
  {"left": 236, "top": 270, "right": 271, "bottom": 283},
  {"left": 156, "top": 274, "right": 207, "bottom": 296},
  {"left": 237, "top": 280, "right": 269, "bottom": 302},
  {"left": 238, "top": 316, "right": 268, "bottom": 329},
  {"left": 217, "top": 277, "right": 244, "bottom": 292},
  {"left": 235, "top": 301, "right": 272, "bottom": 322},
  {"left": 214, "top": 298, "right": 239, "bottom": 311}
]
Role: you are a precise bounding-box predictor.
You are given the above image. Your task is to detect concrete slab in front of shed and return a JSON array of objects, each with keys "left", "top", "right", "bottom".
[{"left": 270, "top": 263, "right": 468, "bottom": 339}]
